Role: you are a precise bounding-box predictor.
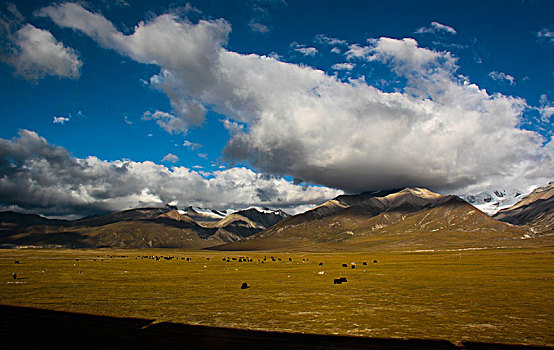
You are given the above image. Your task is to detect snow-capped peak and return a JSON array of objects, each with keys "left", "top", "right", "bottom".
[
  {"left": 239, "top": 206, "right": 288, "bottom": 217},
  {"left": 460, "top": 188, "right": 532, "bottom": 215},
  {"left": 184, "top": 206, "right": 227, "bottom": 219},
  {"left": 174, "top": 205, "right": 288, "bottom": 219}
]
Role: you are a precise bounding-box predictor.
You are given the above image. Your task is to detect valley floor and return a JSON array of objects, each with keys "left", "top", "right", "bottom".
[{"left": 1, "top": 247, "right": 553, "bottom": 346}]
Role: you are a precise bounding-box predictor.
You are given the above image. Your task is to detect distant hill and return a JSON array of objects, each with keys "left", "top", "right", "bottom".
[
  {"left": 215, "top": 188, "right": 532, "bottom": 251},
  {"left": 494, "top": 182, "right": 554, "bottom": 234},
  {"left": 72, "top": 208, "right": 172, "bottom": 227},
  {"left": 0, "top": 206, "right": 288, "bottom": 248},
  {"left": 0, "top": 211, "right": 69, "bottom": 228}
]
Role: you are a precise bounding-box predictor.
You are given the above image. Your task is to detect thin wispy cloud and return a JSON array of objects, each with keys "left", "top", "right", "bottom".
[
  {"left": 315, "top": 34, "right": 347, "bottom": 46},
  {"left": 290, "top": 42, "right": 318, "bottom": 56},
  {"left": 537, "top": 28, "right": 554, "bottom": 44},
  {"left": 246, "top": 0, "right": 287, "bottom": 34},
  {"left": 53, "top": 116, "right": 70, "bottom": 124},
  {"left": 331, "top": 62, "right": 355, "bottom": 70},
  {"left": 248, "top": 21, "right": 269, "bottom": 33},
  {"left": 539, "top": 94, "right": 554, "bottom": 122},
  {"left": 415, "top": 21, "right": 457, "bottom": 35},
  {"left": 183, "top": 140, "right": 202, "bottom": 150},
  {"left": 489, "top": 71, "right": 515, "bottom": 84},
  {"left": 161, "top": 153, "right": 179, "bottom": 163}
]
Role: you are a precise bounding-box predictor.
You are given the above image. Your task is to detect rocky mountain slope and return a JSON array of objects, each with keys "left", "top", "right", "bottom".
[
  {"left": 215, "top": 188, "right": 531, "bottom": 251},
  {"left": 494, "top": 182, "right": 554, "bottom": 233}
]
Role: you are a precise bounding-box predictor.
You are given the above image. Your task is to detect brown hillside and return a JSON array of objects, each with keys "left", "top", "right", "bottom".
[
  {"left": 494, "top": 182, "right": 554, "bottom": 233},
  {"left": 215, "top": 190, "right": 531, "bottom": 251}
]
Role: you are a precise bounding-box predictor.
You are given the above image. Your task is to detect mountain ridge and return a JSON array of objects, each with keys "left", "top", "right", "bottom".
[
  {"left": 214, "top": 188, "right": 533, "bottom": 251},
  {"left": 494, "top": 182, "right": 554, "bottom": 233},
  {"left": 3, "top": 185, "right": 553, "bottom": 251},
  {"left": 0, "top": 205, "right": 288, "bottom": 248}
]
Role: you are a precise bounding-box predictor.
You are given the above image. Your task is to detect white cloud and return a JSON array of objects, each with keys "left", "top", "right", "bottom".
[
  {"left": 315, "top": 34, "right": 347, "bottom": 46},
  {"left": 39, "top": 2, "right": 227, "bottom": 129},
  {"left": 123, "top": 115, "right": 132, "bottom": 125},
  {"left": 537, "top": 28, "right": 554, "bottom": 44},
  {"left": 489, "top": 71, "right": 515, "bottom": 85},
  {"left": 40, "top": 4, "right": 553, "bottom": 194},
  {"left": 2, "top": 23, "right": 81, "bottom": 81},
  {"left": 290, "top": 42, "right": 318, "bottom": 56},
  {"left": 268, "top": 52, "right": 283, "bottom": 60},
  {"left": 331, "top": 62, "right": 355, "bottom": 71},
  {"left": 249, "top": 21, "right": 269, "bottom": 33},
  {"left": 142, "top": 110, "right": 195, "bottom": 134},
  {"left": 138, "top": 188, "right": 162, "bottom": 203},
  {"left": 330, "top": 47, "right": 341, "bottom": 54},
  {"left": 183, "top": 140, "right": 202, "bottom": 150},
  {"left": 161, "top": 153, "right": 179, "bottom": 163},
  {"left": 415, "top": 21, "right": 457, "bottom": 35},
  {"left": 295, "top": 47, "right": 318, "bottom": 56},
  {"left": 0, "top": 130, "right": 342, "bottom": 217},
  {"left": 345, "top": 44, "right": 372, "bottom": 60},
  {"left": 53, "top": 116, "right": 70, "bottom": 124},
  {"left": 539, "top": 94, "right": 554, "bottom": 122}
]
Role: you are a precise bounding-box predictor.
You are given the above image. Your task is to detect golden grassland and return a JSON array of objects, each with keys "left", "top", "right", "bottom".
[{"left": 1, "top": 247, "right": 553, "bottom": 346}]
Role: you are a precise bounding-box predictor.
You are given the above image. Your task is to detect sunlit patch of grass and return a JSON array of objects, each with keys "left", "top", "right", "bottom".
[{"left": 0, "top": 247, "right": 552, "bottom": 346}]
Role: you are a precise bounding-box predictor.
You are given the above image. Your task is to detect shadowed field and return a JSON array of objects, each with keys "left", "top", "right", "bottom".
[{"left": 1, "top": 248, "right": 553, "bottom": 346}]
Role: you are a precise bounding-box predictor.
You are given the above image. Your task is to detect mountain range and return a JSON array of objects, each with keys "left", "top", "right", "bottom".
[
  {"left": 0, "top": 206, "right": 288, "bottom": 249},
  {"left": 1, "top": 183, "right": 553, "bottom": 251},
  {"left": 215, "top": 187, "right": 538, "bottom": 251}
]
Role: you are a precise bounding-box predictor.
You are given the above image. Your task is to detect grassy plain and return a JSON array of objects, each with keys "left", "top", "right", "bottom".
[{"left": 1, "top": 247, "right": 553, "bottom": 346}]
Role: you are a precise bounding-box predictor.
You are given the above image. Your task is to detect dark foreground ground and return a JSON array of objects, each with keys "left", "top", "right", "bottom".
[{"left": 1, "top": 305, "right": 551, "bottom": 350}]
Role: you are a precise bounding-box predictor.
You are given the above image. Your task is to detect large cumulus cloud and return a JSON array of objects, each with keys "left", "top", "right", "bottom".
[
  {"left": 38, "top": 3, "right": 553, "bottom": 194},
  {"left": 0, "top": 130, "right": 342, "bottom": 218}
]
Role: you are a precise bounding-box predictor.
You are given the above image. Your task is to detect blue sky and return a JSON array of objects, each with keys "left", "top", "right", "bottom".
[{"left": 0, "top": 0, "right": 553, "bottom": 217}]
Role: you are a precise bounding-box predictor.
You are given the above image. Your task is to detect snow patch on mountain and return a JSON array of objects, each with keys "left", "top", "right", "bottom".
[
  {"left": 184, "top": 207, "right": 228, "bottom": 219},
  {"left": 240, "top": 206, "right": 288, "bottom": 217},
  {"left": 180, "top": 206, "right": 288, "bottom": 218},
  {"left": 459, "top": 188, "right": 535, "bottom": 215}
]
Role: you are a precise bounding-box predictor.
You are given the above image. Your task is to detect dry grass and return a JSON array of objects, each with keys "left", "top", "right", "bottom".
[{"left": 1, "top": 247, "right": 553, "bottom": 346}]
